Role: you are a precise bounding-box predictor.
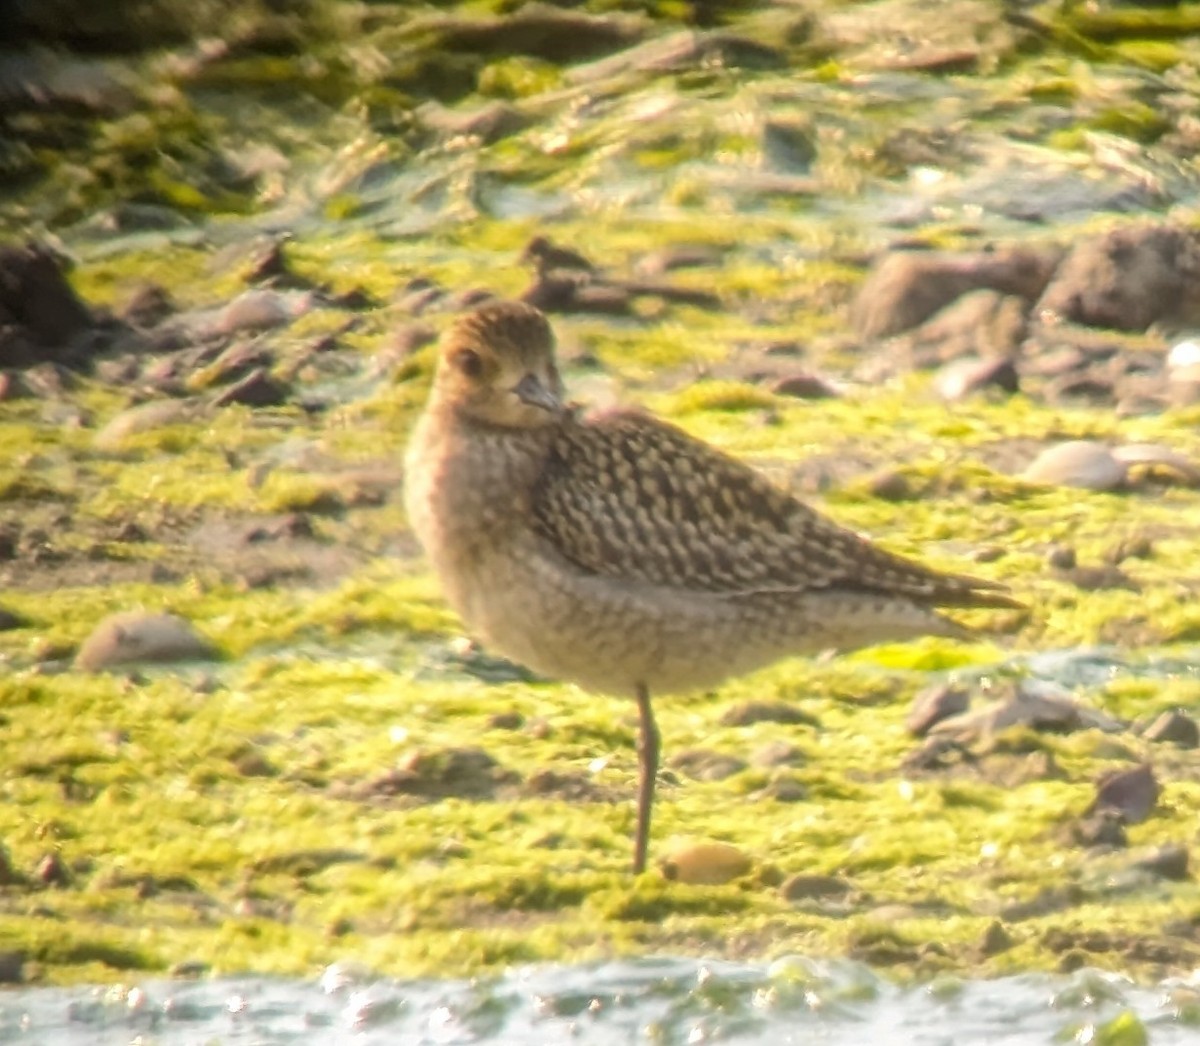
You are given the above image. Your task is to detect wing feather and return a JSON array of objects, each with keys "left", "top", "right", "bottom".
[{"left": 532, "top": 411, "right": 1019, "bottom": 609}]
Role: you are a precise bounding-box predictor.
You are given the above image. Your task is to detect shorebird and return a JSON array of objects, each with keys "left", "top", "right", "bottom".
[{"left": 404, "top": 300, "right": 1020, "bottom": 874}]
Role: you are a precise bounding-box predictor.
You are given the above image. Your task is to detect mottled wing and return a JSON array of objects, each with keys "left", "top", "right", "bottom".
[{"left": 532, "top": 411, "right": 1018, "bottom": 608}]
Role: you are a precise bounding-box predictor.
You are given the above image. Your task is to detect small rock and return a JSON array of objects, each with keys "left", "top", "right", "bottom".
[
  {"left": 217, "top": 289, "right": 299, "bottom": 334},
  {"left": 0, "top": 606, "right": 27, "bottom": 631},
  {"left": 852, "top": 247, "right": 1059, "bottom": 339},
  {"left": 75, "top": 611, "right": 219, "bottom": 671},
  {"left": 36, "top": 852, "right": 68, "bottom": 887},
  {"left": 520, "top": 235, "right": 596, "bottom": 275},
  {"left": 751, "top": 740, "right": 805, "bottom": 768},
  {"left": 759, "top": 774, "right": 807, "bottom": 802},
  {"left": 979, "top": 920, "right": 1014, "bottom": 956},
  {"left": 1046, "top": 544, "right": 1077, "bottom": 570},
  {"left": 1021, "top": 441, "right": 1126, "bottom": 490},
  {"left": 659, "top": 841, "right": 751, "bottom": 885},
  {"left": 771, "top": 371, "right": 838, "bottom": 399},
  {"left": 211, "top": 367, "right": 289, "bottom": 408},
  {"left": 1088, "top": 764, "right": 1159, "bottom": 824},
  {"left": 0, "top": 951, "right": 24, "bottom": 984},
  {"left": 780, "top": 873, "right": 853, "bottom": 902},
  {"left": 934, "top": 356, "right": 1019, "bottom": 401},
  {"left": 932, "top": 681, "right": 1123, "bottom": 743},
  {"left": 169, "top": 960, "right": 211, "bottom": 978},
  {"left": 119, "top": 282, "right": 176, "bottom": 327},
  {"left": 1132, "top": 843, "right": 1189, "bottom": 881},
  {"left": 1036, "top": 224, "right": 1200, "bottom": 332},
  {"left": 487, "top": 710, "right": 525, "bottom": 731},
  {"left": 906, "top": 683, "right": 970, "bottom": 737},
  {"left": 720, "top": 700, "right": 817, "bottom": 727},
  {"left": 1142, "top": 710, "right": 1199, "bottom": 749},
  {"left": 866, "top": 469, "right": 913, "bottom": 501}
]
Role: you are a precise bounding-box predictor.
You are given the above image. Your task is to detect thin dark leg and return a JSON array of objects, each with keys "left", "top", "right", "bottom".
[{"left": 633, "top": 683, "right": 660, "bottom": 875}]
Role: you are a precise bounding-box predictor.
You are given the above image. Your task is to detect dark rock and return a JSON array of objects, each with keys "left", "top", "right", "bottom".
[
  {"left": 0, "top": 242, "right": 91, "bottom": 352},
  {"left": 979, "top": 920, "right": 1015, "bottom": 956},
  {"left": 866, "top": 469, "right": 914, "bottom": 501},
  {"left": 720, "top": 700, "right": 817, "bottom": 727},
  {"left": 36, "top": 852, "right": 69, "bottom": 887},
  {"left": 1143, "top": 710, "right": 1199, "bottom": 749},
  {"left": 771, "top": 371, "right": 838, "bottom": 399},
  {"left": 1046, "top": 545, "right": 1077, "bottom": 570},
  {"left": 1088, "top": 764, "right": 1159, "bottom": 824},
  {"left": 118, "top": 282, "right": 175, "bottom": 328},
  {"left": 0, "top": 606, "right": 27, "bottom": 631},
  {"left": 211, "top": 367, "right": 289, "bottom": 408},
  {"left": 1038, "top": 224, "right": 1200, "bottom": 332},
  {"left": 421, "top": 4, "right": 647, "bottom": 62},
  {"left": 781, "top": 873, "right": 853, "bottom": 901},
  {"left": 486, "top": 710, "right": 524, "bottom": 731},
  {"left": 1064, "top": 564, "right": 1139, "bottom": 592},
  {"left": 907, "top": 683, "right": 970, "bottom": 737},
  {"left": 0, "top": 951, "right": 24, "bottom": 984},
  {"left": 521, "top": 236, "right": 596, "bottom": 275},
  {"left": 521, "top": 274, "right": 632, "bottom": 315},
  {"left": 200, "top": 340, "right": 275, "bottom": 388},
  {"left": 759, "top": 773, "right": 807, "bottom": 802},
  {"left": 853, "top": 247, "right": 1060, "bottom": 339},
  {"left": 934, "top": 356, "right": 1019, "bottom": 400},
  {"left": 762, "top": 116, "right": 817, "bottom": 173}
]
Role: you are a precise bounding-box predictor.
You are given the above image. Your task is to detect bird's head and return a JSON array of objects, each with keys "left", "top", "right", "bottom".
[{"left": 432, "top": 300, "right": 566, "bottom": 429}]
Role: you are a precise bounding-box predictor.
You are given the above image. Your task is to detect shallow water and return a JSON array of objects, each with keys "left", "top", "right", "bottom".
[{"left": 3, "top": 957, "right": 1197, "bottom": 1045}]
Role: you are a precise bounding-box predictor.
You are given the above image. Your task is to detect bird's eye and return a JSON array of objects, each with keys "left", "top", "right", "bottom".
[{"left": 454, "top": 349, "right": 484, "bottom": 378}]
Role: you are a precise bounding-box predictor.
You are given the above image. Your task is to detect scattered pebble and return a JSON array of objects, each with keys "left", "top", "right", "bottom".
[
  {"left": 659, "top": 841, "right": 751, "bottom": 885},
  {"left": 907, "top": 683, "right": 970, "bottom": 737},
  {"left": 780, "top": 873, "right": 852, "bottom": 902},
  {"left": 217, "top": 289, "right": 304, "bottom": 334},
  {"left": 75, "top": 611, "right": 220, "bottom": 671},
  {"left": 1142, "top": 710, "right": 1199, "bottom": 749},
  {"left": 719, "top": 700, "right": 817, "bottom": 727},
  {"left": 934, "top": 356, "right": 1018, "bottom": 401},
  {"left": 979, "top": 920, "right": 1015, "bottom": 957},
  {"left": 1021, "top": 441, "right": 1126, "bottom": 490},
  {"left": 1088, "top": 764, "right": 1159, "bottom": 825}
]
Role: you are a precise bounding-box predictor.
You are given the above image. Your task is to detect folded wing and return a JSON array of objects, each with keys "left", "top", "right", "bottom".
[{"left": 532, "top": 411, "right": 1020, "bottom": 609}]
